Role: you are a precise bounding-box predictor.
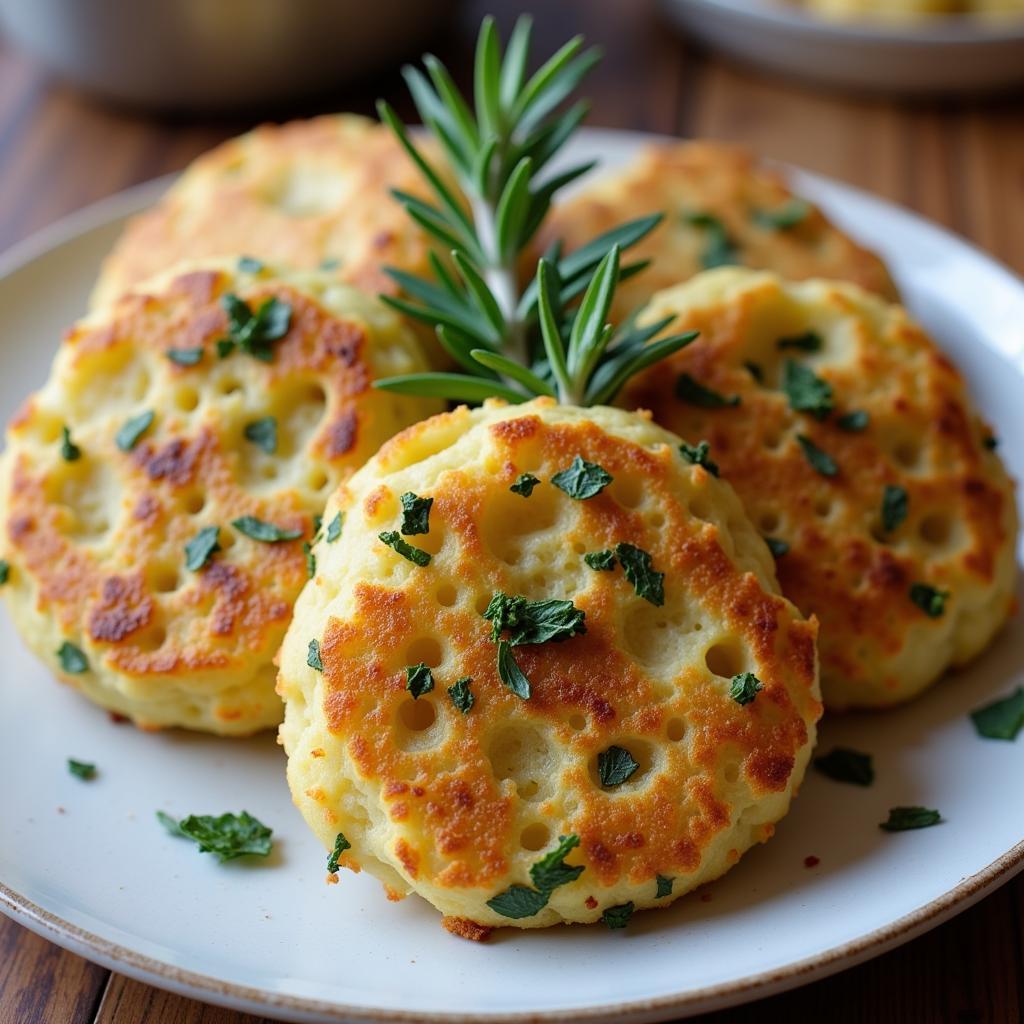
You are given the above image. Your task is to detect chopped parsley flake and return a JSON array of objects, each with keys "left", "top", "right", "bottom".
[
  {"left": 814, "top": 747, "right": 874, "bottom": 786},
  {"left": 597, "top": 745, "right": 640, "bottom": 787},
  {"left": 655, "top": 874, "right": 674, "bottom": 899},
  {"left": 764, "top": 536, "right": 789, "bottom": 558},
  {"left": 327, "top": 831, "right": 351, "bottom": 872},
  {"left": 879, "top": 806, "right": 941, "bottom": 832},
  {"left": 325, "top": 512, "right": 343, "bottom": 542},
  {"left": 237, "top": 256, "right": 264, "bottom": 273},
  {"left": 551, "top": 456, "right": 613, "bottom": 500},
  {"left": 378, "top": 531, "right": 431, "bottom": 566},
  {"left": 777, "top": 331, "right": 823, "bottom": 352},
  {"left": 232, "top": 515, "right": 302, "bottom": 543},
  {"left": 0, "top": 560, "right": 9, "bottom": 584},
  {"left": 60, "top": 426, "right": 81, "bottom": 461},
  {"left": 166, "top": 347, "right": 203, "bottom": 366},
  {"left": 243, "top": 416, "right": 277, "bottom": 454},
  {"left": 484, "top": 592, "right": 587, "bottom": 646},
  {"left": 909, "top": 583, "right": 949, "bottom": 618},
  {"left": 881, "top": 485, "right": 909, "bottom": 533},
  {"left": 319, "top": 257, "right": 341, "bottom": 271},
  {"left": 56, "top": 641, "right": 88, "bottom": 674},
  {"left": 685, "top": 212, "right": 738, "bottom": 269},
  {"left": 486, "top": 884, "right": 550, "bottom": 919},
  {"left": 157, "top": 809, "right": 273, "bottom": 861},
  {"left": 497, "top": 640, "right": 532, "bottom": 700},
  {"left": 67, "top": 758, "right": 96, "bottom": 780},
  {"left": 115, "top": 410, "right": 154, "bottom": 452},
  {"left": 405, "top": 662, "right": 434, "bottom": 699},
  {"left": 487, "top": 834, "right": 585, "bottom": 919},
  {"left": 680, "top": 440, "right": 719, "bottom": 476},
  {"left": 400, "top": 491, "right": 433, "bottom": 535},
  {"left": 729, "top": 672, "right": 763, "bottom": 706},
  {"left": 447, "top": 676, "right": 475, "bottom": 713},
  {"left": 184, "top": 526, "right": 220, "bottom": 571},
  {"left": 837, "top": 410, "right": 869, "bottom": 432},
  {"left": 302, "top": 542, "right": 316, "bottom": 579},
  {"left": 614, "top": 542, "right": 664, "bottom": 606},
  {"left": 584, "top": 549, "right": 617, "bottom": 571},
  {"left": 307, "top": 639, "right": 323, "bottom": 672},
  {"left": 218, "top": 293, "right": 292, "bottom": 362},
  {"left": 510, "top": 473, "right": 540, "bottom": 496},
  {"left": 970, "top": 687, "right": 1024, "bottom": 741},
  {"left": 753, "top": 200, "right": 810, "bottom": 230},
  {"left": 601, "top": 902, "right": 635, "bottom": 929},
  {"left": 675, "top": 373, "right": 740, "bottom": 409},
  {"left": 530, "top": 834, "right": 584, "bottom": 893},
  {"left": 796, "top": 434, "right": 838, "bottom": 477},
  {"left": 782, "top": 359, "right": 833, "bottom": 419},
  {"left": 983, "top": 434, "right": 999, "bottom": 451}
]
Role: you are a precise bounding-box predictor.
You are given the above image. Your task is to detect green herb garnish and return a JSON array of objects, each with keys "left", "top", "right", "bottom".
[
  {"left": 675, "top": 372, "right": 740, "bottom": 409},
  {"left": 753, "top": 200, "right": 810, "bottom": 230},
  {"left": 378, "top": 531, "right": 431, "bottom": 566},
  {"left": 184, "top": 526, "right": 220, "bottom": 571},
  {"left": 655, "top": 874, "right": 674, "bottom": 899},
  {"left": 597, "top": 745, "right": 639, "bottom": 787},
  {"left": 551, "top": 456, "right": 613, "bottom": 500},
  {"left": 685, "top": 212, "right": 738, "bottom": 269},
  {"left": 614, "top": 542, "right": 664, "bottom": 606},
  {"left": 166, "top": 347, "right": 203, "bottom": 366},
  {"left": 232, "top": 516, "right": 302, "bottom": 543},
  {"left": 327, "top": 831, "right": 351, "bottom": 872},
  {"left": 680, "top": 440, "right": 719, "bottom": 476},
  {"left": 530, "top": 834, "right": 584, "bottom": 893},
  {"left": 243, "top": 416, "right": 277, "bottom": 454},
  {"left": 325, "top": 512, "right": 343, "bottom": 542},
  {"left": 67, "top": 758, "right": 96, "bottom": 780},
  {"left": 729, "top": 672, "right": 763, "bottom": 706},
  {"left": 837, "top": 410, "right": 869, "bottom": 432},
  {"left": 909, "top": 583, "right": 948, "bottom": 618},
  {"left": 115, "top": 410, "right": 154, "bottom": 452},
  {"left": 970, "top": 688, "right": 1024, "bottom": 741},
  {"left": 601, "top": 902, "right": 635, "bottom": 929},
  {"left": 237, "top": 256, "right": 264, "bottom": 273},
  {"left": 510, "top": 473, "right": 540, "bottom": 497},
  {"left": 448, "top": 676, "right": 475, "bottom": 713},
  {"left": 782, "top": 359, "right": 833, "bottom": 419},
  {"left": 157, "top": 810, "right": 273, "bottom": 861},
  {"left": 879, "top": 807, "right": 941, "bottom": 832},
  {"left": 496, "top": 640, "right": 531, "bottom": 699},
  {"left": 307, "top": 639, "right": 323, "bottom": 673},
  {"left": 486, "top": 884, "right": 550, "bottom": 920},
  {"left": 60, "top": 426, "right": 81, "bottom": 461},
  {"left": 983, "top": 434, "right": 999, "bottom": 451},
  {"left": 796, "top": 434, "right": 838, "bottom": 477},
  {"left": 881, "top": 485, "right": 908, "bottom": 533},
  {"left": 777, "top": 330, "right": 822, "bottom": 352},
  {"left": 406, "top": 662, "right": 434, "bottom": 699},
  {"left": 303, "top": 542, "right": 316, "bottom": 579},
  {"left": 584, "top": 549, "right": 617, "bottom": 571},
  {"left": 483, "top": 592, "right": 587, "bottom": 646},
  {"left": 764, "top": 537, "right": 789, "bottom": 558},
  {"left": 0, "top": 560, "right": 9, "bottom": 584},
  {"left": 218, "top": 293, "right": 292, "bottom": 361},
  {"left": 400, "top": 492, "right": 433, "bottom": 535},
  {"left": 56, "top": 641, "right": 88, "bottom": 674},
  {"left": 814, "top": 747, "right": 874, "bottom": 786}
]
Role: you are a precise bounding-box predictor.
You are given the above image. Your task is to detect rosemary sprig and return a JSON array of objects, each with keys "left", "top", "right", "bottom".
[{"left": 374, "top": 16, "right": 696, "bottom": 407}]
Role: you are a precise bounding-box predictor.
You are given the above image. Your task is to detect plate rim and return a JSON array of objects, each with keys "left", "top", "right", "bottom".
[{"left": 0, "top": 126, "right": 1022, "bottom": 1023}]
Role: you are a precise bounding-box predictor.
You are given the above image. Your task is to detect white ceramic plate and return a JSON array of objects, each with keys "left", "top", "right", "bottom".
[
  {"left": 1, "top": 128, "right": 1023, "bottom": 1024},
  {"left": 659, "top": 0, "right": 1024, "bottom": 94}
]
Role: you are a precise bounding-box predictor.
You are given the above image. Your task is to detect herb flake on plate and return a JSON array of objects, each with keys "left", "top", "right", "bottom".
[
  {"left": 67, "top": 758, "right": 96, "bottom": 780},
  {"left": 879, "top": 806, "right": 941, "bottom": 832},
  {"left": 157, "top": 810, "right": 273, "bottom": 861},
  {"left": 970, "top": 687, "right": 1024, "bottom": 741},
  {"left": 327, "top": 832, "right": 351, "bottom": 873},
  {"left": 814, "top": 747, "right": 874, "bottom": 786}
]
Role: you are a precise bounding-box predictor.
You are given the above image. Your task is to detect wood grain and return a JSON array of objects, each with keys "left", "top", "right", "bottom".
[{"left": 0, "top": 0, "right": 1021, "bottom": 1021}]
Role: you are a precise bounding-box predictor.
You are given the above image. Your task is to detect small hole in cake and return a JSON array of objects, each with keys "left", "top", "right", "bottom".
[
  {"left": 568, "top": 713, "right": 587, "bottom": 731},
  {"left": 724, "top": 763, "right": 740, "bottom": 784},
  {"left": 667, "top": 717, "right": 686, "bottom": 742},
  {"left": 814, "top": 497, "right": 832, "bottom": 518},
  {"left": 174, "top": 387, "right": 199, "bottom": 412},
  {"left": 308, "top": 468, "right": 329, "bottom": 491},
  {"left": 919, "top": 514, "right": 951, "bottom": 545},
  {"left": 184, "top": 493, "right": 205, "bottom": 515},
  {"left": 612, "top": 474, "right": 644, "bottom": 509},
  {"left": 405, "top": 636, "right": 443, "bottom": 668},
  {"left": 759, "top": 511, "right": 780, "bottom": 533},
  {"left": 151, "top": 564, "right": 179, "bottom": 593},
  {"left": 893, "top": 439, "right": 922, "bottom": 469},
  {"left": 705, "top": 642, "right": 743, "bottom": 679},
  {"left": 435, "top": 583, "right": 458, "bottom": 607},
  {"left": 398, "top": 697, "right": 436, "bottom": 732},
  {"left": 519, "top": 822, "right": 550, "bottom": 851},
  {"left": 217, "top": 377, "right": 243, "bottom": 395}
]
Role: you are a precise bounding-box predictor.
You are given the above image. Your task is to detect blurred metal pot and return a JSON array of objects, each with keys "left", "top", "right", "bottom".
[{"left": 0, "top": 0, "right": 460, "bottom": 110}]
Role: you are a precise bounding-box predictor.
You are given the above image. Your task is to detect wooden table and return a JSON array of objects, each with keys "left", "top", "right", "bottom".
[{"left": 0, "top": 1, "right": 1021, "bottom": 1021}]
